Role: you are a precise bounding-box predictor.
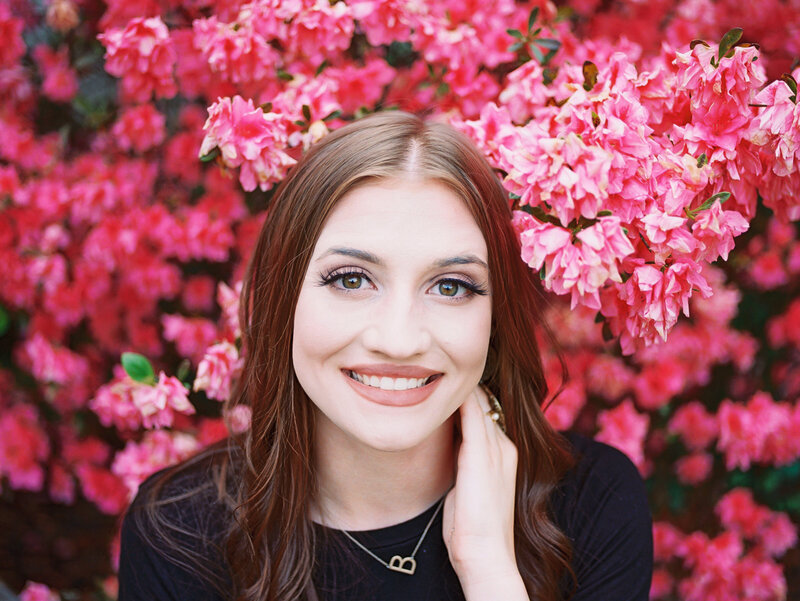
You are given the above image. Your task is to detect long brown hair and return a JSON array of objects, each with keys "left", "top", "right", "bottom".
[{"left": 134, "top": 111, "right": 575, "bottom": 601}]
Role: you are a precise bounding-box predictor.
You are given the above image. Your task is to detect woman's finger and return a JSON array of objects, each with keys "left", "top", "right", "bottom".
[{"left": 459, "top": 384, "right": 490, "bottom": 448}]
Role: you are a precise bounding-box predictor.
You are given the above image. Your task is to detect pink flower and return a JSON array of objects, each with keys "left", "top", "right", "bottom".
[
  {"left": 194, "top": 341, "right": 243, "bottom": 402},
  {"left": 200, "top": 95, "right": 296, "bottom": 192},
  {"left": 74, "top": 464, "right": 129, "bottom": 514},
  {"left": 675, "top": 451, "right": 713, "bottom": 485},
  {"left": 602, "top": 259, "right": 712, "bottom": 353},
  {"left": 595, "top": 399, "right": 650, "bottom": 473},
  {"left": 653, "top": 521, "right": 685, "bottom": 561},
  {"left": 326, "top": 58, "right": 396, "bottom": 114},
  {"left": 99, "top": 16, "right": 177, "bottom": 102},
  {"left": 217, "top": 280, "right": 242, "bottom": 340},
  {"left": 0, "top": 405, "right": 50, "bottom": 492},
  {"left": 131, "top": 372, "right": 196, "bottom": 429},
  {"left": 717, "top": 392, "right": 800, "bottom": 470},
  {"left": 192, "top": 15, "right": 279, "bottom": 86},
  {"left": 758, "top": 512, "right": 798, "bottom": 558},
  {"left": 32, "top": 45, "right": 78, "bottom": 103},
  {"left": 504, "top": 131, "right": 614, "bottom": 227},
  {"left": 161, "top": 314, "right": 218, "bottom": 363},
  {"left": 752, "top": 79, "right": 800, "bottom": 177},
  {"left": 19, "top": 582, "right": 59, "bottom": 601},
  {"left": 514, "top": 213, "right": 634, "bottom": 311},
  {"left": 649, "top": 568, "right": 673, "bottom": 599},
  {"left": 668, "top": 401, "right": 718, "bottom": 451},
  {"left": 286, "top": 0, "right": 354, "bottom": 65},
  {"left": 498, "top": 60, "right": 547, "bottom": 124},
  {"left": 454, "top": 102, "right": 519, "bottom": 170},
  {"left": 17, "top": 333, "right": 90, "bottom": 389},
  {"left": 49, "top": 462, "right": 76, "bottom": 504},
  {"left": 691, "top": 199, "right": 749, "bottom": 261},
  {"left": 225, "top": 404, "right": 252, "bottom": 434},
  {"left": 674, "top": 43, "right": 765, "bottom": 153},
  {"left": 633, "top": 358, "right": 687, "bottom": 410},
  {"left": 348, "top": 0, "right": 420, "bottom": 46},
  {"left": 181, "top": 275, "right": 217, "bottom": 313},
  {"left": 543, "top": 380, "right": 585, "bottom": 431},
  {"left": 111, "top": 430, "right": 200, "bottom": 498},
  {"left": 111, "top": 103, "right": 166, "bottom": 153},
  {"left": 89, "top": 369, "right": 144, "bottom": 431},
  {"left": 0, "top": 4, "right": 25, "bottom": 69}
]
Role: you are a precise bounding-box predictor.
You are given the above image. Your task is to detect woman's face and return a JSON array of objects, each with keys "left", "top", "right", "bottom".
[{"left": 292, "top": 178, "right": 492, "bottom": 453}]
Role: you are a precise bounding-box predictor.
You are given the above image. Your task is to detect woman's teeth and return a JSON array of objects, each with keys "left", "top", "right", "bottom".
[{"left": 347, "top": 371, "right": 435, "bottom": 390}]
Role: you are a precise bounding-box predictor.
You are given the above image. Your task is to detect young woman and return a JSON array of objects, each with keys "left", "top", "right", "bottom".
[{"left": 119, "top": 111, "right": 652, "bottom": 601}]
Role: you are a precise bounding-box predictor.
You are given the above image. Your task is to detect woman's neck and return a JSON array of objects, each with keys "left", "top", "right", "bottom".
[{"left": 310, "top": 413, "right": 456, "bottom": 531}]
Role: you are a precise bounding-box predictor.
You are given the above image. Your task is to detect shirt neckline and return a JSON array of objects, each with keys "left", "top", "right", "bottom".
[{"left": 312, "top": 498, "right": 445, "bottom": 550}]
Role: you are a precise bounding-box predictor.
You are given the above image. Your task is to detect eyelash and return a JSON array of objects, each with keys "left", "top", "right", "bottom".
[{"left": 316, "top": 267, "right": 489, "bottom": 300}]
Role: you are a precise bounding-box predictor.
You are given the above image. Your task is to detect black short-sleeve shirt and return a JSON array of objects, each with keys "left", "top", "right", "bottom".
[{"left": 118, "top": 432, "right": 653, "bottom": 601}]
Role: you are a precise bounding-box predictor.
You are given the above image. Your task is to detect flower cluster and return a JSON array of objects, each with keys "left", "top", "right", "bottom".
[{"left": 99, "top": 17, "right": 177, "bottom": 103}]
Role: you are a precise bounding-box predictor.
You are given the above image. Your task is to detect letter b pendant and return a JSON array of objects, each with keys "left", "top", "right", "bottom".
[{"left": 388, "top": 555, "right": 416, "bottom": 575}]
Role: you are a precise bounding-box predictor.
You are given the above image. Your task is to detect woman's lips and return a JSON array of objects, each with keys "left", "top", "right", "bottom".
[{"left": 342, "top": 369, "right": 443, "bottom": 407}]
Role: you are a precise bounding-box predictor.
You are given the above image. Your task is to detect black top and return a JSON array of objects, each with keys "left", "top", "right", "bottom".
[{"left": 118, "top": 433, "right": 653, "bottom": 601}]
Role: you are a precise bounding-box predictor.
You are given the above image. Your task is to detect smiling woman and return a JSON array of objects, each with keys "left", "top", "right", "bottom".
[{"left": 118, "top": 112, "right": 652, "bottom": 601}]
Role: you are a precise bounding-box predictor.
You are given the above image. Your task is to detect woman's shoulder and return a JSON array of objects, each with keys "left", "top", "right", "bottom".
[
  {"left": 119, "top": 446, "right": 234, "bottom": 601},
  {"left": 551, "top": 431, "right": 653, "bottom": 601}
]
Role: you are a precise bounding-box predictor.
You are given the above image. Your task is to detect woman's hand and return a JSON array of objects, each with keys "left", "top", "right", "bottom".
[{"left": 442, "top": 385, "right": 529, "bottom": 601}]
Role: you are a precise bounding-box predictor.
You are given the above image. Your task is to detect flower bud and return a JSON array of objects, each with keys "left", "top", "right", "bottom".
[{"left": 46, "top": 0, "right": 79, "bottom": 33}]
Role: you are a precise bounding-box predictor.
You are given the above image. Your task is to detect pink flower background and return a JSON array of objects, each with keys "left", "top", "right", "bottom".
[{"left": 1, "top": 0, "right": 799, "bottom": 599}]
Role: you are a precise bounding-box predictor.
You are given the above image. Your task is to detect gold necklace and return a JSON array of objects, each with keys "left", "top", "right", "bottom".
[{"left": 337, "top": 497, "right": 445, "bottom": 575}]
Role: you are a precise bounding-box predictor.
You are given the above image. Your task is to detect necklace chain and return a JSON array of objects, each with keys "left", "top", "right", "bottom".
[{"left": 338, "top": 497, "right": 445, "bottom": 576}]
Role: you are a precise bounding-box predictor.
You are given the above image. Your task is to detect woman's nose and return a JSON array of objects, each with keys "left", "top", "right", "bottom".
[{"left": 361, "top": 293, "right": 432, "bottom": 358}]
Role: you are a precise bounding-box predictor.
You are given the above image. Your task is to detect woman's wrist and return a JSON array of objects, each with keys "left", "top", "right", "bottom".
[{"left": 456, "top": 562, "right": 529, "bottom": 601}]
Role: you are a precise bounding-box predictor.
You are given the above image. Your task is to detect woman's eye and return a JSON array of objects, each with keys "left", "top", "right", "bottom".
[
  {"left": 341, "top": 274, "right": 364, "bottom": 289},
  {"left": 437, "top": 280, "right": 461, "bottom": 297}
]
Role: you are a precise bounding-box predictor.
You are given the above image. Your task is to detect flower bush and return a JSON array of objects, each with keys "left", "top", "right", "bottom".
[{"left": 1, "top": 0, "right": 799, "bottom": 599}]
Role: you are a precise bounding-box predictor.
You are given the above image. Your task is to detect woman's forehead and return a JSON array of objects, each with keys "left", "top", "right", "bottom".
[{"left": 312, "top": 179, "right": 488, "bottom": 265}]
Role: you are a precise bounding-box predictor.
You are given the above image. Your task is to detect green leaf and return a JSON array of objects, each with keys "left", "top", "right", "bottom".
[
  {"left": 582, "top": 60, "right": 599, "bottom": 91},
  {"left": 539, "top": 265, "right": 546, "bottom": 280},
  {"left": 537, "top": 38, "right": 561, "bottom": 51},
  {"left": 276, "top": 69, "right": 294, "bottom": 81},
  {"left": 315, "top": 60, "right": 329, "bottom": 77},
  {"left": 780, "top": 73, "right": 798, "bottom": 103},
  {"left": 690, "top": 39, "right": 710, "bottom": 49},
  {"left": 199, "top": 148, "right": 220, "bottom": 163},
  {"left": 542, "top": 67, "right": 558, "bottom": 85},
  {"left": 508, "top": 42, "right": 524, "bottom": 53},
  {"left": 302, "top": 104, "right": 312, "bottom": 122},
  {"left": 528, "top": 7, "right": 539, "bottom": 33},
  {"left": 176, "top": 359, "right": 191, "bottom": 384},
  {"left": 121, "top": 352, "right": 156, "bottom": 384},
  {"left": 699, "top": 191, "right": 731, "bottom": 210},
  {"left": 322, "top": 110, "right": 342, "bottom": 122},
  {"left": 259, "top": 102, "right": 273, "bottom": 113},
  {"left": 506, "top": 28, "right": 524, "bottom": 39},
  {"left": 697, "top": 153, "right": 707, "bottom": 168},
  {"left": 718, "top": 27, "right": 743, "bottom": 61},
  {"left": 597, "top": 210, "right": 613, "bottom": 217},
  {"left": 0, "top": 305, "right": 9, "bottom": 337},
  {"left": 529, "top": 44, "right": 544, "bottom": 64},
  {"left": 591, "top": 110, "right": 600, "bottom": 128}
]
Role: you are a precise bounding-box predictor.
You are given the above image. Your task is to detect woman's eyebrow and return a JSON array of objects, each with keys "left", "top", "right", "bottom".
[
  {"left": 317, "top": 247, "right": 488, "bottom": 270},
  {"left": 318, "top": 247, "right": 384, "bottom": 265}
]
